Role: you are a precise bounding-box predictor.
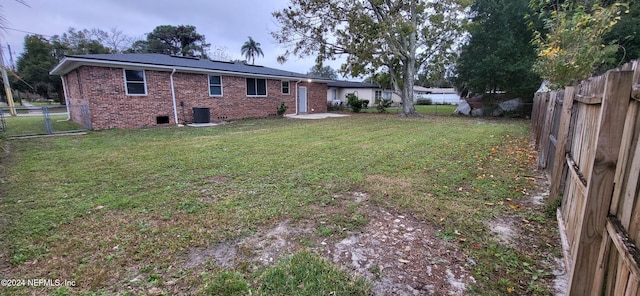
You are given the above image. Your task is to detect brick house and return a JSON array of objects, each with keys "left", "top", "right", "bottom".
[{"left": 50, "top": 54, "right": 331, "bottom": 130}]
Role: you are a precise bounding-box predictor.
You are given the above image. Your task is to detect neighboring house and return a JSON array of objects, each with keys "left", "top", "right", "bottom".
[
  {"left": 413, "top": 86, "right": 461, "bottom": 105},
  {"left": 327, "top": 82, "right": 460, "bottom": 107},
  {"left": 327, "top": 81, "right": 398, "bottom": 107},
  {"left": 50, "top": 53, "right": 331, "bottom": 130}
]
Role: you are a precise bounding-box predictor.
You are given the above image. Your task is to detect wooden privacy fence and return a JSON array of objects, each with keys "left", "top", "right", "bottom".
[{"left": 532, "top": 60, "right": 640, "bottom": 295}]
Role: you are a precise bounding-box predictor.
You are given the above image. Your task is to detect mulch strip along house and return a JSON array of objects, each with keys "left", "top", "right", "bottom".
[{"left": 50, "top": 54, "right": 331, "bottom": 130}]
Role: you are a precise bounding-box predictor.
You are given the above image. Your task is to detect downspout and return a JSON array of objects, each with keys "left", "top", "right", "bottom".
[
  {"left": 170, "top": 68, "right": 179, "bottom": 126},
  {"left": 295, "top": 79, "right": 302, "bottom": 115},
  {"left": 59, "top": 75, "right": 71, "bottom": 121}
]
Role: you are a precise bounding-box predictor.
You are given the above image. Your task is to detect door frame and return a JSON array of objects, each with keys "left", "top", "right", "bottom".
[{"left": 298, "top": 86, "right": 308, "bottom": 114}]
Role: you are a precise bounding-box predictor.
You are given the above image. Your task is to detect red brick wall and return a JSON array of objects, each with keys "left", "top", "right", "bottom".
[
  {"left": 62, "top": 66, "right": 328, "bottom": 130},
  {"left": 173, "top": 73, "right": 299, "bottom": 122},
  {"left": 63, "top": 69, "right": 91, "bottom": 128},
  {"left": 299, "top": 81, "right": 329, "bottom": 113}
]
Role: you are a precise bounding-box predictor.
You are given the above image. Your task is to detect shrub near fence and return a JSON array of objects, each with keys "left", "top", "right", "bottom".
[{"left": 532, "top": 60, "right": 640, "bottom": 295}]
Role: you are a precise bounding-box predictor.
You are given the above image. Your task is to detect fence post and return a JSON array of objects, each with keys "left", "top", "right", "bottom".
[
  {"left": 538, "top": 91, "right": 557, "bottom": 169},
  {"left": 532, "top": 92, "right": 543, "bottom": 149},
  {"left": 43, "top": 106, "right": 53, "bottom": 135},
  {"left": 548, "top": 87, "right": 575, "bottom": 205},
  {"left": 81, "top": 105, "right": 92, "bottom": 130},
  {"left": 567, "top": 70, "right": 633, "bottom": 295}
]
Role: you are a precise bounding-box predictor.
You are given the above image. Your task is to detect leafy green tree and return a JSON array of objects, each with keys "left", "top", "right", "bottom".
[
  {"left": 127, "top": 40, "right": 151, "bottom": 54},
  {"left": 50, "top": 28, "right": 112, "bottom": 59},
  {"left": 13, "top": 27, "right": 135, "bottom": 103},
  {"left": 49, "top": 27, "right": 136, "bottom": 58},
  {"left": 240, "top": 36, "right": 264, "bottom": 65},
  {"left": 272, "top": 0, "right": 469, "bottom": 117},
  {"left": 307, "top": 65, "right": 338, "bottom": 79},
  {"left": 127, "top": 25, "right": 210, "bottom": 58},
  {"left": 15, "top": 35, "right": 61, "bottom": 100},
  {"left": 603, "top": 0, "right": 640, "bottom": 68},
  {"left": 530, "top": 0, "right": 627, "bottom": 88},
  {"left": 416, "top": 72, "right": 454, "bottom": 88},
  {"left": 454, "top": 0, "right": 540, "bottom": 98},
  {"left": 364, "top": 73, "right": 394, "bottom": 90}
]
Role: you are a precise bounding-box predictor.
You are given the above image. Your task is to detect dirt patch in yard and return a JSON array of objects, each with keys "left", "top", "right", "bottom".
[
  {"left": 185, "top": 221, "right": 312, "bottom": 270},
  {"left": 185, "top": 192, "right": 475, "bottom": 295},
  {"left": 486, "top": 172, "right": 567, "bottom": 295},
  {"left": 183, "top": 172, "right": 563, "bottom": 295},
  {"left": 489, "top": 219, "right": 518, "bottom": 246},
  {"left": 319, "top": 206, "right": 473, "bottom": 295}
]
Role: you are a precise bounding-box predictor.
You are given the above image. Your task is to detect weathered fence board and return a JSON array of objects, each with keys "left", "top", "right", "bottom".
[
  {"left": 532, "top": 59, "right": 640, "bottom": 295},
  {"left": 533, "top": 91, "right": 550, "bottom": 152},
  {"left": 567, "top": 70, "right": 633, "bottom": 295},
  {"left": 548, "top": 87, "right": 574, "bottom": 204}
]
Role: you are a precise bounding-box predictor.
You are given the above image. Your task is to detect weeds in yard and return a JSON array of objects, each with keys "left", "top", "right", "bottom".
[
  {"left": 368, "top": 264, "right": 383, "bottom": 280},
  {"left": 256, "top": 251, "right": 370, "bottom": 295},
  {"left": 0, "top": 115, "right": 556, "bottom": 295},
  {"left": 203, "top": 270, "right": 250, "bottom": 295},
  {"left": 545, "top": 194, "right": 563, "bottom": 218}
]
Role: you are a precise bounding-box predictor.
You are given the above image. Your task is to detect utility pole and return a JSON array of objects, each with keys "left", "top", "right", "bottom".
[
  {"left": 7, "top": 44, "right": 15, "bottom": 70},
  {"left": 0, "top": 45, "right": 16, "bottom": 116}
]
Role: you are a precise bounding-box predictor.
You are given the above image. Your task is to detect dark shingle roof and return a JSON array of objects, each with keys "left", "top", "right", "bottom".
[
  {"left": 327, "top": 80, "right": 380, "bottom": 88},
  {"left": 50, "top": 53, "right": 329, "bottom": 81}
]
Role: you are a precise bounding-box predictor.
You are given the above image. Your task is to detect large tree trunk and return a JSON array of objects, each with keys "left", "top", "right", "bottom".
[
  {"left": 400, "top": 1, "right": 420, "bottom": 117},
  {"left": 399, "top": 19, "right": 419, "bottom": 117},
  {"left": 400, "top": 59, "right": 418, "bottom": 116}
]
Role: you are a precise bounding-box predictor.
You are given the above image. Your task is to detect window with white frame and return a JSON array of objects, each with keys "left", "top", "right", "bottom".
[
  {"left": 209, "top": 75, "right": 222, "bottom": 96},
  {"left": 281, "top": 81, "right": 290, "bottom": 94},
  {"left": 124, "top": 69, "right": 147, "bottom": 95},
  {"left": 375, "top": 90, "right": 383, "bottom": 101},
  {"left": 383, "top": 91, "right": 392, "bottom": 100},
  {"left": 247, "top": 78, "right": 267, "bottom": 96}
]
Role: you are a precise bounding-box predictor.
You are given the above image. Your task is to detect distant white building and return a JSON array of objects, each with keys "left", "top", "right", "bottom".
[
  {"left": 327, "top": 81, "right": 461, "bottom": 107},
  {"left": 327, "top": 81, "right": 398, "bottom": 107},
  {"left": 413, "top": 86, "right": 462, "bottom": 105}
]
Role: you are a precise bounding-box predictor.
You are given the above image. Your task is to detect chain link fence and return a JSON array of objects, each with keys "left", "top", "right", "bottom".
[{"left": 0, "top": 104, "right": 90, "bottom": 137}]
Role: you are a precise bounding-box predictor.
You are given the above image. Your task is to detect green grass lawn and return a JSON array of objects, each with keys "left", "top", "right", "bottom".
[
  {"left": 1, "top": 107, "right": 32, "bottom": 115},
  {"left": 1, "top": 114, "right": 85, "bottom": 137},
  {"left": 24, "top": 101, "right": 62, "bottom": 107},
  {"left": 0, "top": 114, "right": 557, "bottom": 295}
]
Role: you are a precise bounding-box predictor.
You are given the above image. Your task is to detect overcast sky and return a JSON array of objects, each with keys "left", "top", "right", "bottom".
[{"left": 0, "top": 0, "right": 351, "bottom": 78}]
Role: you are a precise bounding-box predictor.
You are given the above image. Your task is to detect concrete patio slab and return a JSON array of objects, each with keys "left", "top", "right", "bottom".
[
  {"left": 285, "top": 113, "right": 350, "bottom": 119},
  {"left": 187, "top": 123, "right": 220, "bottom": 127}
]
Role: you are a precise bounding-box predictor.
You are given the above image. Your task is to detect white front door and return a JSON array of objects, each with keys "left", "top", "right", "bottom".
[{"left": 298, "top": 86, "right": 307, "bottom": 113}]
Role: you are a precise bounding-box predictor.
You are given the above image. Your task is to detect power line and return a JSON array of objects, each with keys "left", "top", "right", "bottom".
[
  {"left": 15, "top": 0, "right": 31, "bottom": 8},
  {"left": 3, "top": 27, "right": 52, "bottom": 37}
]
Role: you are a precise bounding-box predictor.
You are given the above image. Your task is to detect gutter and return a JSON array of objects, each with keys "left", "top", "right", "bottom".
[
  {"left": 170, "top": 68, "right": 179, "bottom": 126},
  {"left": 59, "top": 75, "right": 71, "bottom": 121}
]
